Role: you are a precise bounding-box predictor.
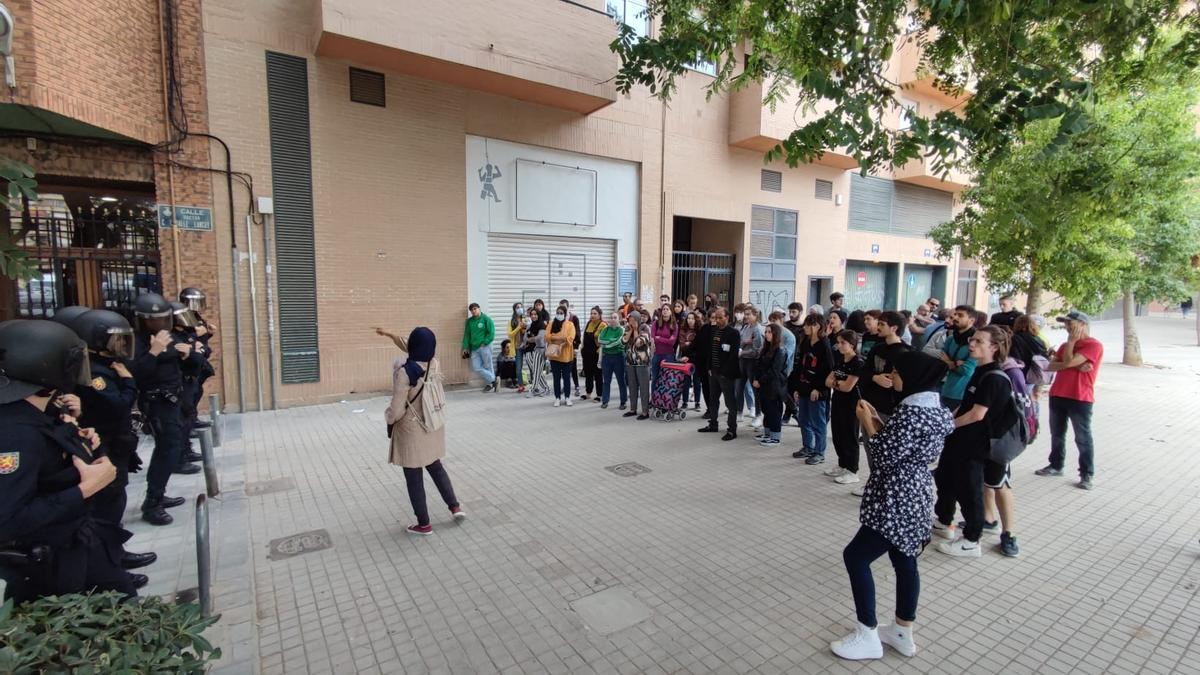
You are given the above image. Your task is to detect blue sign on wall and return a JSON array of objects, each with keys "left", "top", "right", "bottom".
[
  {"left": 158, "top": 205, "right": 213, "bottom": 231},
  {"left": 907, "top": 272, "right": 917, "bottom": 288},
  {"left": 870, "top": 243, "right": 880, "bottom": 254},
  {"left": 618, "top": 266, "right": 638, "bottom": 298}
]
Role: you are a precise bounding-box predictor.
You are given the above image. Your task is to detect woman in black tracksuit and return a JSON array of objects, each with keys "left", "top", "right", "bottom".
[{"left": 752, "top": 324, "right": 790, "bottom": 446}]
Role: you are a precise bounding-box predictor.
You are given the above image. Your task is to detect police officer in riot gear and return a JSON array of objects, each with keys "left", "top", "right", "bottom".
[
  {"left": 169, "top": 301, "right": 209, "bottom": 465},
  {"left": 66, "top": 309, "right": 158, "bottom": 572},
  {"left": 129, "top": 293, "right": 195, "bottom": 526},
  {"left": 178, "top": 287, "right": 215, "bottom": 430},
  {"left": 0, "top": 319, "right": 139, "bottom": 604},
  {"left": 51, "top": 305, "right": 91, "bottom": 327}
]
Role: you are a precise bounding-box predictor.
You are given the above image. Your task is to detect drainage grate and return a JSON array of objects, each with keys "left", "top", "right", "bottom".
[
  {"left": 604, "top": 462, "right": 652, "bottom": 477},
  {"left": 267, "top": 529, "right": 333, "bottom": 561},
  {"left": 245, "top": 477, "right": 297, "bottom": 496}
]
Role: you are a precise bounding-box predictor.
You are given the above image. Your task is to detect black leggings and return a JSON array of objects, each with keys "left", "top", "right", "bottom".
[
  {"left": 582, "top": 351, "right": 602, "bottom": 394},
  {"left": 831, "top": 396, "right": 861, "bottom": 473},
  {"left": 843, "top": 526, "right": 919, "bottom": 628},
  {"left": 403, "top": 460, "right": 460, "bottom": 527}
]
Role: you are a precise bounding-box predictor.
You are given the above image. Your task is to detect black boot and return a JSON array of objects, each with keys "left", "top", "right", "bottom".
[
  {"left": 182, "top": 451, "right": 203, "bottom": 463},
  {"left": 173, "top": 463, "right": 201, "bottom": 475},
  {"left": 141, "top": 501, "right": 174, "bottom": 526},
  {"left": 129, "top": 573, "right": 149, "bottom": 589},
  {"left": 121, "top": 551, "right": 158, "bottom": 570},
  {"left": 721, "top": 430, "right": 737, "bottom": 441},
  {"left": 698, "top": 422, "right": 719, "bottom": 433},
  {"left": 160, "top": 495, "right": 186, "bottom": 509},
  {"left": 193, "top": 419, "right": 212, "bottom": 429}
]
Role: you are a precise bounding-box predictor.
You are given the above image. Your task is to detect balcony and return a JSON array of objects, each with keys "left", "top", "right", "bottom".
[
  {"left": 313, "top": 0, "right": 619, "bottom": 114},
  {"left": 892, "top": 157, "right": 971, "bottom": 192},
  {"left": 728, "top": 81, "right": 859, "bottom": 170},
  {"left": 895, "top": 37, "right": 972, "bottom": 107}
]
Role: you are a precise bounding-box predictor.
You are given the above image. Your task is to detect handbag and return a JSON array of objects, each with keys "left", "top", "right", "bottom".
[
  {"left": 545, "top": 342, "right": 563, "bottom": 360},
  {"left": 983, "top": 370, "right": 1029, "bottom": 464}
]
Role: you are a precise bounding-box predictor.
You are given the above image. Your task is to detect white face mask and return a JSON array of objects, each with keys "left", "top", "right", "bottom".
[
  {"left": 734, "top": 312, "right": 744, "bottom": 322},
  {"left": 515, "top": 307, "right": 524, "bottom": 315},
  {"left": 555, "top": 313, "right": 566, "bottom": 321}
]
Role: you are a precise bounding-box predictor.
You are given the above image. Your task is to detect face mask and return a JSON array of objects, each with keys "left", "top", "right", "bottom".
[
  {"left": 556, "top": 313, "right": 565, "bottom": 321},
  {"left": 515, "top": 307, "right": 524, "bottom": 315},
  {"left": 734, "top": 312, "right": 744, "bottom": 322},
  {"left": 523, "top": 317, "right": 532, "bottom": 327}
]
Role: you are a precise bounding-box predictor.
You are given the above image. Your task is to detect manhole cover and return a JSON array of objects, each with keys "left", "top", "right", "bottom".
[
  {"left": 267, "top": 529, "right": 333, "bottom": 561},
  {"left": 245, "top": 477, "right": 296, "bottom": 496},
  {"left": 570, "top": 587, "right": 651, "bottom": 635},
  {"left": 604, "top": 462, "right": 651, "bottom": 477}
]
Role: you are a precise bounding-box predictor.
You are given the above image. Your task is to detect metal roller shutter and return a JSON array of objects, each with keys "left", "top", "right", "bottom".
[
  {"left": 893, "top": 183, "right": 952, "bottom": 237},
  {"left": 848, "top": 174, "right": 893, "bottom": 234},
  {"left": 486, "top": 233, "right": 616, "bottom": 349}
]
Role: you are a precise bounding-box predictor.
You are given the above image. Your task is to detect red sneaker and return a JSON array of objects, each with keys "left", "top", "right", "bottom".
[
  {"left": 450, "top": 506, "right": 467, "bottom": 521},
  {"left": 406, "top": 524, "right": 432, "bottom": 536},
  {"left": 517, "top": 385, "right": 526, "bottom": 393}
]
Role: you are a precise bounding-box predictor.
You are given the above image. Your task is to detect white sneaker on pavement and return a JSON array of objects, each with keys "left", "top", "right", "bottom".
[
  {"left": 830, "top": 623, "right": 883, "bottom": 661},
  {"left": 835, "top": 472, "right": 860, "bottom": 485},
  {"left": 823, "top": 466, "right": 845, "bottom": 477},
  {"left": 877, "top": 623, "right": 917, "bottom": 657},
  {"left": 931, "top": 519, "right": 957, "bottom": 540},
  {"left": 553, "top": 398, "right": 561, "bottom": 408},
  {"left": 565, "top": 398, "right": 574, "bottom": 407},
  {"left": 751, "top": 414, "right": 764, "bottom": 429},
  {"left": 936, "top": 538, "right": 982, "bottom": 558}
]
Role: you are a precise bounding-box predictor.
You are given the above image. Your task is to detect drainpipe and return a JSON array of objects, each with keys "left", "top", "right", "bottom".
[
  {"left": 262, "top": 212, "right": 278, "bottom": 410},
  {"left": 155, "top": 0, "right": 182, "bottom": 295},
  {"left": 659, "top": 97, "right": 668, "bottom": 297},
  {"left": 245, "top": 214, "right": 264, "bottom": 412}
]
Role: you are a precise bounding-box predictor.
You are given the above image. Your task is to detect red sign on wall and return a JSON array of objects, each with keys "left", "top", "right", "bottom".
[{"left": 856, "top": 271, "right": 868, "bottom": 287}]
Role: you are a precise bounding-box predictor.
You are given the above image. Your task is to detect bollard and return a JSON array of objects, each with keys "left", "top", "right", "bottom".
[
  {"left": 208, "top": 393, "right": 222, "bottom": 447},
  {"left": 195, "top": 494, "right": 212, "bottom": 618},
  {"left": 198, "top": 428, "right": 219, "bottom": 498}
]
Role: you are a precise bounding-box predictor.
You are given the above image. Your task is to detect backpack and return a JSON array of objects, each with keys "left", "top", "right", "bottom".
[
  {"left": 405, "top": 368, "right": 446, "bottom": 433},
  {"left": 982, "top": 369, "right": 1032, "bottom": 464},
  {"left": 1028, "top": 354, "right": 1054, "bottom": 386}
]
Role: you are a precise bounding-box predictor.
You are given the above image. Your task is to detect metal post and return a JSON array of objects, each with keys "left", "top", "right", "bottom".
[
  {"left": 263, "top": 214, "right": 278, "bottom": 411},
  {"left": 246, "top": 215, "right": 264, "bottom": 412},
  {"left": 195, "top": 494, "right": 212, "bottom": 618},
  {"left": 198, "top": 428, "right": 219, "bottom": 497},
  {"left": 208, "top": 392, "right": 221, "bottom": 447}
]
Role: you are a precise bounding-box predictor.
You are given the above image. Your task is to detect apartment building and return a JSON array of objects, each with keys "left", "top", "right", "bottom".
[{"left": 1, "top": 0, "right": 987, "bottom": 409}]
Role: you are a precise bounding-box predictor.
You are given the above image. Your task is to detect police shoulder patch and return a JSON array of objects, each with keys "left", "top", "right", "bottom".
[
  {"left": 92, "top": 377, "right": 107, "bottom": 391},
  {"left": 0, "top": 452, "right": 19, "bottom": 475}
]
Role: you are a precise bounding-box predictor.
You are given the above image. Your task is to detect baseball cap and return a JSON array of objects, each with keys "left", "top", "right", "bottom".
[{"left": 1056, "top": 311, "right": 1090, "bottom": 325}]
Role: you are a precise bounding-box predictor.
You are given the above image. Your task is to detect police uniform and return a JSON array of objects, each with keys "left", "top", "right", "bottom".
[
  {"left": 0, "top": 399, "right": 135, "bottom": 603},
  {"left": 172, "top": 327, "right": 210, "bottom": 439},
  {"left": 129, "top": 330, "right": 188, "bottom": 517},
  {"left": 76, "top": 357, "right": 139, "bottom": 527}
]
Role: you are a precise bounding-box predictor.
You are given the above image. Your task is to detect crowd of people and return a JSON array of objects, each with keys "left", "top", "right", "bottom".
[{"left": 461, "top": 290, "right": 1103, "bottom": 661}]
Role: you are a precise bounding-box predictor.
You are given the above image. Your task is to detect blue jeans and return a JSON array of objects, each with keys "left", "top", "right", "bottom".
[
  {"left": 601, "top": 354, "right": 627, "bottom": 405},
  {"left": 1048, "top": 396, "right": 1095, "bottom": 477},
  {"left": 470, "top": 346, "right": 495, "bottom": 383},
  {"left": 514, "top": 350, "right": 524, "bottom": 385},
  {"left": 797, "top": 395, "right": 830, "bottom": 456},
  {"left": 550, "top": 360, "right": 572, "bottom": 399},
  {"left": 844, "top": 526, "right": 920, "bottom": 628}
]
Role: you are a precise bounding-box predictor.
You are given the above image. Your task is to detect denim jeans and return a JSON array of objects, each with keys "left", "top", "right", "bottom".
[
  {"left": 797, "top": 395, "right": 830, "bottom": 456},
  {"left": 514, "top": 350, "right": 524, "bottom": 385},
  {"left": 601, "top": 354, "right": 627, "bottom": 405},
  {"left": 1048, "top": 396, "right": 1095, "bottom": 477},
  {"left": 403, "top": 460, "right": 459, "bottom": 527},
  {"left": 550, "top": 360, "right": 572, "bottom": 399},
  {"left": 470, "top": 346, "right": 495, "bottom": 383},
  {"left": 843, "top": 526, "right": 920, "bottom": 628}
]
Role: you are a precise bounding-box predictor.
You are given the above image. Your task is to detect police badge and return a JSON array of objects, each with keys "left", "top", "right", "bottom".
[
  {"left": 92, "top": 376, "right": 107, "bottom": 391},
  {"left": 0, "top": 452, "right": 19, "bottom": 474}
]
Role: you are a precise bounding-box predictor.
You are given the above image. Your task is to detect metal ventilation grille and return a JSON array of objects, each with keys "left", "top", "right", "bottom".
[
  {"left": 760, "top": 169, "right": 782, "bottom": 192},
  {"left": 349, "top": 67, "right": 385, "bottom": 107},
  {"left": 815, "top": 179, "right": 833, "bottom": 200}
]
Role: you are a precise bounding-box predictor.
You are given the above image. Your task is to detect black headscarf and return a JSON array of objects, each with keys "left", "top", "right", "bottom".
[
  {"left": 892, "top": 350, "right": 947, "bottom": 396},
  {"left": 403, "top": 327, "right": 436, "bottom": 385}
]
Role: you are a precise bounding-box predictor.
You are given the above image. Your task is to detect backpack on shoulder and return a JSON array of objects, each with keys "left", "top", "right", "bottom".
[{"left": 982, "top": 369, "right": 1032, "bottom": 464}]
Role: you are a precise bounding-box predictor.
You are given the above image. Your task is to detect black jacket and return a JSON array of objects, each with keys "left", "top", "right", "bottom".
[
  {"left": 699, "top": 324, "right": 741, "bottom": 379},
  {"left": 753, "top": 347, "right": 789, "bottom": 401},
  {"left": 77, "top": 357, "right": 138, "bottom": 441}
]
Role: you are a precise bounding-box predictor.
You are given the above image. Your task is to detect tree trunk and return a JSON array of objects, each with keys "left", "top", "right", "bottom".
[
  {"left": 1122, "top": 289, "right": 1143, "bottom": 367},
  {"left": 1025, "top": 272, "right": 1043, "bottom": 316}
]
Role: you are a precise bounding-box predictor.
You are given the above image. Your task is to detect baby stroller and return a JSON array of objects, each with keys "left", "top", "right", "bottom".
[{"left": 651, "top": 361, "right": 693, "bottom": 421}]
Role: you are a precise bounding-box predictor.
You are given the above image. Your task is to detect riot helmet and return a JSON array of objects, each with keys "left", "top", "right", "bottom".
[
  {"left": 51, "top": 305, "right": 91, "bottom": 327},
  {"left": 73, "top": 309, "right": 136, "bottom": 360},
  {"left": 169, "top": 301, "right": 199, "bottom": 329},
  {"left": 179, "top": 286, "right": 207, "bottom": 312},
  {"left": 0, "top": 319, "right": 92, "bottom": 404},
  {"left": 133, "top": 292, "right": 173, "bottom": 333}
]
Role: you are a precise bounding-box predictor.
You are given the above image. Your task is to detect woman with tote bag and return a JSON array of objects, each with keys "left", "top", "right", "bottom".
[{"left": 383, "top": 327, "right": 466, "bottom": 536}]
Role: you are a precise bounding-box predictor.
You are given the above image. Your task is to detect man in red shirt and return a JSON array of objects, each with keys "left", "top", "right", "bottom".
[{"left": 1035, "top": 311, "right": 1102, "bottom": 490}]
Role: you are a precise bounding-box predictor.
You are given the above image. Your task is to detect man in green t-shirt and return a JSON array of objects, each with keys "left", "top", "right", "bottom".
[{"left": 461, "top": 303, "right": 497, "bottom": 392}]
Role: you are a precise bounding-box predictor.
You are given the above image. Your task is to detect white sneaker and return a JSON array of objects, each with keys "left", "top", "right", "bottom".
[
  {"left": 850, "top": 485, "right": 865, "bottom": 497},
  {"left": 751, "top": 414, "right": 764, "bottom": 429},
  {"left": 878, "top": 623, "right": 917, "bottom": 657},
  {"left": 835, "top": 472, "right": 860, "bottom": 485},
  {"left": 830, "top": 623, "right": 883, "bottom": 661},
  {"left": 553, "top": 398, "right": 561, "bottom": 408},
  {"left": 823, "top": 466, "right": 845, "bottom": 477},
  {"left": 937, "top": 538, "right": 981, "bottom": 558},
  {"left": 931, "top": 519, "right": 957, "bottom": 540},
  {"left": 743, "top": 410, "right": 756, "bottom": 420},
  {"left": 565, "top": 398, "right": 574, "bottom": 407}
]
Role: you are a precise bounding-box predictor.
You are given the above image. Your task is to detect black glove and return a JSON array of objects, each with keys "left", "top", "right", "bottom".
[{"left": 128, "top": 449, "right": 144, "bottom": 474}]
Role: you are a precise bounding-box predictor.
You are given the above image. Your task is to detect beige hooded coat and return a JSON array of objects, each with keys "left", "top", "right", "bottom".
[{"left": 385, "top": 357, "right": 446, "bottom": 468}]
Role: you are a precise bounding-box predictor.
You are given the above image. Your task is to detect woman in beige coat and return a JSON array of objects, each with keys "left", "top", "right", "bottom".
[{"left": 382, "top": 326, "right": 465, "bottom": 536}]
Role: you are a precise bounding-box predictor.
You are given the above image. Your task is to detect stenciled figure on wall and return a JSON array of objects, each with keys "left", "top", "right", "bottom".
[{"left": 479, "top": 162, "right": 502, "bottom": 203}]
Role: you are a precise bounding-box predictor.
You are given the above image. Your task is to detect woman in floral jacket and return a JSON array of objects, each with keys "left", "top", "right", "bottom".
[{"left": 830, "top": 350, "right": 954, "bottom": 662}]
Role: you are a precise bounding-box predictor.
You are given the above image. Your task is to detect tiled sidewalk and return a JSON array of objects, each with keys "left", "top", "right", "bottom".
[{"left": 81, "top": 316, "right": 1200, "bottom": 674}]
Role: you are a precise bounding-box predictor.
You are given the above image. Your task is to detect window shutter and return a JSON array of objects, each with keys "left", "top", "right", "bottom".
[
  {"left": 847, "top": 173, "right": 894, "bottom": 234},
  {"left": 349, "top": 67, "right": 386, "bottom": 106},
  {"left": 266, "top": 52, "right": 320, "bottom": 384},
  {"left": 892, "top": 183, "right": 953, "bottom": 237},
  {"left": 815, "top": 179, "right": 833, "bottom": 201},
  {"left": 760, "top": 169, "right": 782, "bottom": 192}
]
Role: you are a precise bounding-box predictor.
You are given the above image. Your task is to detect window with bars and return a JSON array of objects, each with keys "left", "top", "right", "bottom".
[{"left": 750, "top": 205, "right": 797, "bottom": 281}]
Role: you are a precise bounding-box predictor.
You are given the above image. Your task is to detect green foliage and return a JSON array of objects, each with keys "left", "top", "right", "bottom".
[
  {"left": 0, "top": 159, "right": 39, "bottom": 282},
  {"left": 0, "top": 592, "right": 221, "bottom": 674},
  {"left": 610, "top": 1, "right": 1200, "bottom": 173},
  {"left": 931, "top": 35, "right": 1200, "bottom": 313}
]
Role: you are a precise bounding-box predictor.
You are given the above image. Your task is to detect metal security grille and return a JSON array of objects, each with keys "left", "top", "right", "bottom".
[
  {"left": 760, "top": 169, "right": 782, "bottom": 192},
  {"left": 7, "top": 204, "right": 161, "bottom": 319},
  {"left": 848, "top": 173, "right": 952, "bottom": 236},
  {"left": 671, "top": 251, "right": 733, "bottom": 309},
  {"left": 266, "top": 51, "right": 320, "bottom": 384},
  {"left": 815, "top": 179, "right": 833, "bottom": 201},
  {"left": 348, "top": 67, "right": 385, "bottom": 107}
]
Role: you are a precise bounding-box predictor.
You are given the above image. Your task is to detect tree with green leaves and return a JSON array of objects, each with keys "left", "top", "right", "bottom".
[
  {"left": 931, "top": 43, "right": 1200, "bottom": 365},
  {"left": 612, "top": 1, "right": 1199, "bottom": 173},
  {"left": 1, "top": 159, "right": 38, "bottom": 282}
]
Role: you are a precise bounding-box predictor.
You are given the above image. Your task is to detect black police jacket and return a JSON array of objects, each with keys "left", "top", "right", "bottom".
[
  {"left": 129, "top": 332, "right": 185, "bottom": 393},
  {"left": 0, "top": 401, "right": 91, "bottom": 546},
  {"left": 171, "top": 329, "right": 211, "bottom": 380},
  {"left": 77, "top": 358, "right": 137, "bottom": 440}
]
